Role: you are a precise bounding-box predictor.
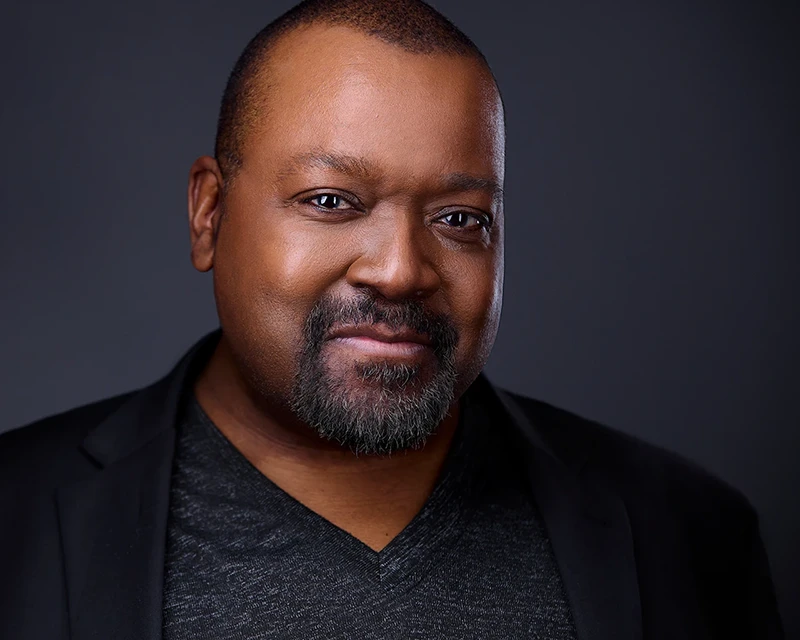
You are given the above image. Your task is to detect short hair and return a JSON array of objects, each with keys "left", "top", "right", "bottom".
[{"left": 214, "top": 0, "right": 492, "bottom": 182}]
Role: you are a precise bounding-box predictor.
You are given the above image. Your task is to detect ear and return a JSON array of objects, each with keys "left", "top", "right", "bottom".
[{"left": 188, "top": 155, "right": 224, "bottom": 272}]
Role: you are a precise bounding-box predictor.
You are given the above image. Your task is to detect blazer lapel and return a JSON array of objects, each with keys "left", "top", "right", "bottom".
[
  {"left": 56, "top": 331, "right": 221, "bottom": 640},
  {"left": 494, "top": 386, "right": 643, "bottom": 640},
  {"left": 57, "top": 429, "right": 176, "bottom": 640}
]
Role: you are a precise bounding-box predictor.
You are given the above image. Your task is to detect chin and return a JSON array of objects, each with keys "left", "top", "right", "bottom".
[{"left": 290, "top": 353, "right": 458, "bottom": 455}]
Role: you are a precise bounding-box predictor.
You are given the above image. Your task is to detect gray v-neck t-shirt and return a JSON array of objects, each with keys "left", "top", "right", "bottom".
[{"left": 162, "top": 387, "right": 577, "bottom": 639}]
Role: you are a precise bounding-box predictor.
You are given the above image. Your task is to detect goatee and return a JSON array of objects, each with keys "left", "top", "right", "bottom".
[{"left": 289, "top": 293, "right": 459, "bottom": 456}]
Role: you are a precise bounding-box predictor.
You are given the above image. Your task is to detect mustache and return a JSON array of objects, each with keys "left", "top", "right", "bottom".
[{"left": 303, "top": 293, "right": 459, "bottom": 359}]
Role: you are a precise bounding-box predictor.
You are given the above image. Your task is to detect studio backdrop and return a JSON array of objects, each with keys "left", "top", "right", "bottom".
[{"left": 1, "top": 0, "right": 797, "bottom": 635}]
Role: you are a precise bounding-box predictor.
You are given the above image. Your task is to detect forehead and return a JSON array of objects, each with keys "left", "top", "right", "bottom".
[{"left": 241, "top": 23, "right": 505, "bottom": 186}]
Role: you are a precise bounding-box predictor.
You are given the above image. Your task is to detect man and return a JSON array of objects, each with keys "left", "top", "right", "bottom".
[{"left": 0, "top": 0, "right": 784, "bottom": 638}]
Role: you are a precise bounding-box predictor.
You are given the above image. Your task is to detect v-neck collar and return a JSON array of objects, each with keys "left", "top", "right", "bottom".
[
  {"left": 375, "top": 389, "right": 491, "bottom": 590},
  {"left": 179, "top": 386, "right": 491, "bottom": 592}
]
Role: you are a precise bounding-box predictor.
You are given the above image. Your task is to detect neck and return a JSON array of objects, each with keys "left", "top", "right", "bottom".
[{"left": 193, "top": 337, "right": 461, "bottom": 552}]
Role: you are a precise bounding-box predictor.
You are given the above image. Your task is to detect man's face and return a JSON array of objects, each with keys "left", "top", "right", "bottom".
[{"left": 201, "top": 24, "right": 505, "bottom": 454}]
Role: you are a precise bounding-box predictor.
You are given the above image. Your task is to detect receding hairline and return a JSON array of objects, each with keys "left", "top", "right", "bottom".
[
  {"left": 246, "top": 19, "right": 496, "bottom": 92},
  {"left": 251, "top": 22, "right": 501, "bottom": 130},
  {"left": 259, "top": 19, "right": 491, "bottom": 70}
]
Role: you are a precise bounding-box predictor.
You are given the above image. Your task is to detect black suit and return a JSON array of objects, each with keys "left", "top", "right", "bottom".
[{"left": 0, "top": 331, "right": 784, "bottom": 639}]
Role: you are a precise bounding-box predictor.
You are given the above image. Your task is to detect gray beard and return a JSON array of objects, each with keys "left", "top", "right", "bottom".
[{"left": 288, "top": 294, "right": 459, "bottom": 456}]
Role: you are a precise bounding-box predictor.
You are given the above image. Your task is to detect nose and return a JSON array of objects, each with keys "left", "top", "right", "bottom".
[{"left": 345, "top": 210, "right": 442, "bottom": 301}]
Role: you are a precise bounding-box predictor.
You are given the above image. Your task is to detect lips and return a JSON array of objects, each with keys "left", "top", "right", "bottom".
[
  {"left": 327, "top": 324, "right": 432, "bottom": 346},
  {"left": 326, "top": 324, "right": 433, "bottom": 358}
]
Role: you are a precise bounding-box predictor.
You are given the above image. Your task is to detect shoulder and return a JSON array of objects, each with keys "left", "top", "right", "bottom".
[
  {"left": 503, "top": 389, "right": 756, "bottom": 522},
  {"left": 0, "top": 392, "right": 135, "bottom": 485}
]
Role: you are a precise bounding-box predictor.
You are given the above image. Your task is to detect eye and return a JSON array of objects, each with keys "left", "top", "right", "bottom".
[
  {"left": 305, "top": 193, "right": 354, "bottom": 210},
  {"left": 438, "top": 211, "right": 490, "bottom": 230}
]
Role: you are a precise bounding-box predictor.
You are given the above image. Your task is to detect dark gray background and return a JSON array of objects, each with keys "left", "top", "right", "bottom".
[{"left": 1, "top": 0, "right": 797, "bottom": 635}]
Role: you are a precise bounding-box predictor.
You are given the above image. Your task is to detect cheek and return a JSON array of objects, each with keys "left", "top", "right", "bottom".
[
  {"left": 446, "top": 250, "right": 503, "bottom": 375},
  {"left": 212, "top": 210, "right": 354, "bottom": 388},
  {"left": 220, "top": 210, "right": 351, "bottom": 302}
]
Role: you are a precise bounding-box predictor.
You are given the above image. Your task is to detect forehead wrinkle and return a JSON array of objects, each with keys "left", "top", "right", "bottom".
[{"left": 276, "top": 151, "right": 380, "bottom": 183}]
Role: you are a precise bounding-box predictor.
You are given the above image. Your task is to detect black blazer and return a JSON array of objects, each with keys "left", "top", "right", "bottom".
[{"left": 0, "top": 331, "right": 784, "bottom": 640}]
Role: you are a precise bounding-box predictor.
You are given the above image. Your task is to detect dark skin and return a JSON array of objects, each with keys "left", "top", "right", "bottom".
[{"left": 188, "top": 24, "right": 505, "bottom": 552}]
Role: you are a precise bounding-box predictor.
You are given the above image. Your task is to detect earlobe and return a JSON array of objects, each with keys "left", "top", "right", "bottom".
[{"left": 187, "top": 155, "right": 224, "bottom": 273}]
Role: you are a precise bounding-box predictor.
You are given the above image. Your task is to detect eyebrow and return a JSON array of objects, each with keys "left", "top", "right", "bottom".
[
  {"left": 278, "top": 151, "right": 503, "bottom": 201},
  {"left": 441, "top": 172, "right": 504, "bottom": 202},
  {"left": 278, "top": 152, "right": 376, "bottom": 182}
]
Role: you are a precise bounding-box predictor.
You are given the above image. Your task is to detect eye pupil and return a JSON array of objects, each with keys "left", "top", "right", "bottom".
[
  {"left": 447, "top": 212, "right": 471, "bottom": 227},
  {"left": 318, "top": 194, "right": 340, "bottom": 208}
]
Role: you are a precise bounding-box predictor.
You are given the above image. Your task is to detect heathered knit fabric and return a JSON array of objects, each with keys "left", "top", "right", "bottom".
[{"left": 161, "top": 387, "right": 577, "bottom": 639}]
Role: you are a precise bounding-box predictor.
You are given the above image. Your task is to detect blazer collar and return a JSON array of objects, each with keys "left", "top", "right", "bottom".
[
  {"left": 80, "top": 329, "right": 222, "bottom": 467},
  {"left": 485, "top": 378, "right": 594, "bottom": 472},
  {"left": 482, "top": 379, "right": 643, "bottom": 640}
]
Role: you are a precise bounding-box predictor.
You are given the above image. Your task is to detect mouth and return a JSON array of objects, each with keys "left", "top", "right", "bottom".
[{"left": 326, "top": 324, "right": 434, "bottom": 358}]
